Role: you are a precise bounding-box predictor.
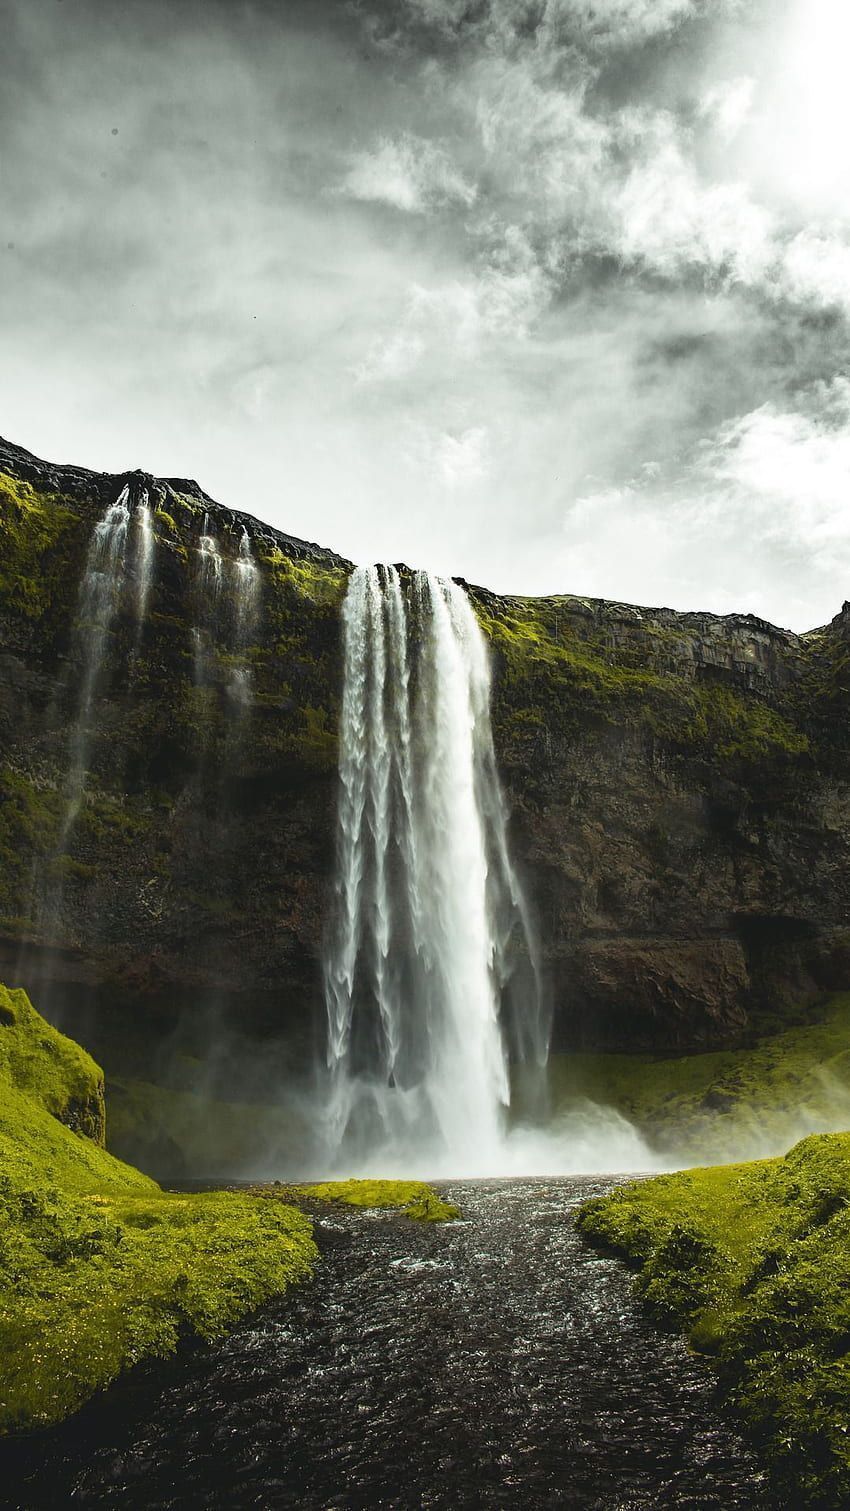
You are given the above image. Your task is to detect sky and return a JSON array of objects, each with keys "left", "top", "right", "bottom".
[{"left": 2, "top": 0, "right": 850, "bottom": 629}]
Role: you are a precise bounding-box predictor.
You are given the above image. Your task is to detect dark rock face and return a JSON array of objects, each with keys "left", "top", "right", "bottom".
[{"left": 0, "top": 434, "right": 847, "bottom": 1076}]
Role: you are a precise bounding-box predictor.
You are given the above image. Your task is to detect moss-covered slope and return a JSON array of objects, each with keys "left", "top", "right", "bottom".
[
  {"left": 547, "top": 992, "right": 850, "bottom": 1165},
  {"left": 577, "top": 1134, "right": 850, "bottom": 1506},
  {"left": 0, "top": 985, "right": 317, "bottom": 1432}
]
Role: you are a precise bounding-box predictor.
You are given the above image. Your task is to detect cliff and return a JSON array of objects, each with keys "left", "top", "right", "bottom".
[{"left": 0, "top": 434, "right": 848, "bottom": 1086}]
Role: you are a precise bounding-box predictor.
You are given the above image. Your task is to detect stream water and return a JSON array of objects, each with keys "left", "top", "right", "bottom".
[{"left": 1, "top": 1177, "right": 778, "bottom": 1510}]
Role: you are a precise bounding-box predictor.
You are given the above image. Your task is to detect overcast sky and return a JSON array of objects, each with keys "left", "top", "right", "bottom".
[{"left": 2, "top": 0, "right": 850, "bottom": 628}]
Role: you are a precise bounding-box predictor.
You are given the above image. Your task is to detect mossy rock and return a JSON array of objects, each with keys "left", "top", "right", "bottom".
[
  {"left": 0, "top": 986, "right": 317, "bottom": 1432},
  {"left": 577, "top": 1131, "right": 850, "bottom": 1505},
  {"left": 294, "top": 1178, "right": 460, "bottom": 1222},
  {"left": 0, "top": 471, "right": 82, "bottom": 626},
  {"left": 0, "top": 984, "right": 105, "bottom": 1143}
]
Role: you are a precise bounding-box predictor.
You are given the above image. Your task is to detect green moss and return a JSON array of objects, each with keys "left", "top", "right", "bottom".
[
  {"left": 0, "top": 1182, "right": 315, "bottom": 1432},
  {"left": 295, "top": 1178, "right": 460, "bottom": 1222},
  {"left": 577, "top": 1133, "right": 850, "bottom": 1505},
  {"left": 474, "top": 595, "right": 809, "bottom": 772},
  {"left": 0, "top": 471, "right": 82, "bottom": 624},
  {"left": 78, "top": 793, "right": 146, "bottom": 847},
  {"left": 0, "top": 767, "right": 63, "bottom": 920},
  {"left": 153, "top": 507, "right": 177, "bottom": 535},
  {"left": 547, "top": 994, "right": 850, "bottom": 1165},
  {"left": 0, "top": 988, "right": 317, "bottom": 1432},
  {"left": 0, "top": 984, "right": 105, "bottom": 1142},
  {"left": 260, "top": 546, "right": 348, "bottom": 607},
  {"left": 665, "top": 682, "right": 808, "bottom": 762},
  {"left": 297, "top": 704, "right": 337, "bottom": 770}
]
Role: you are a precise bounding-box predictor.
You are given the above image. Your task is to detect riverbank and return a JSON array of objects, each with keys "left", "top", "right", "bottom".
[
  {"left": 0, "top": 984, "right": 452, "bottom": 1433},
  {"left": 577, "top": 1133, "right": 850, "bottom": 1507}
]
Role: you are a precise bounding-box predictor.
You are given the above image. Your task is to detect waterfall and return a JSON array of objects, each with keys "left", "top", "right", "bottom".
[
  {"left": 198, "top": 513, "right": 223, "bottom": 596},
  {"left": 133, "top": 488, "right": 154, "bottom": 645},
  {"left": 323, "top": 565, "right": 547, "bottom": 1175},
  {"left": 60, "top": 486, "right": 131, "bottom": 839},
  {"left": 229, "top": 527, "right": 260, "bottom": 708},
  {"left": 193, "top": 514, "right": 222, "bottom": 687}
]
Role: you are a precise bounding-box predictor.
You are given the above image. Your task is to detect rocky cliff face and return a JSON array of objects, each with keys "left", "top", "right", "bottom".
[{"left": 0, "top": 435, "right": 848, "bottom": 1082}]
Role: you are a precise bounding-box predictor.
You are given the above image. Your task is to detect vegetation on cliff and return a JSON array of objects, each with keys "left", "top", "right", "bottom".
[
  {"left": 2, "top": 436, "right": 848, "bottom": 1066},
  {"left": 473, "top": 592, "right": 811, "bottom": 776},
  {"left": 105, "top": 1075, "right": 312, "bottom": 1180},
  {"left": 548, "top": 993, "right": 850, "bottom": 1165},
  {"left": 578, "top": 1133, "right": 850, "bottom": 1506},
  {"left": 0, "top": 470, "right": 84, "bottom": 631}
]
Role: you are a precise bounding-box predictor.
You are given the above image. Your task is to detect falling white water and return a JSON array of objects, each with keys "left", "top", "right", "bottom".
[
  {"left": 193, "top": 514, "right": 223, "bottom": 687},
  {"left": 60, "top": 487, "right": 131, "bottom": 839},
  {"left": 198, "top": 513, "right": 223, "bottom": 597},
  {"left": 323, "top": 565, "right": 549, "bottom": 1176},
  {"left": 229, "top": 527, "right": 261, "bottom": 707},
  {"left": 133, "top": 489, "right": 154, "bottom": 645}
]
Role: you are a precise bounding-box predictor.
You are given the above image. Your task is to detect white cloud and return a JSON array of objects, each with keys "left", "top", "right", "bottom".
[
  {"left": 697, "top": 385, "right": 850, "bottom": 563},
  {"left": 403, "top": 0, "right": 710, "bottom": 49},
  {"left": 699, "top": 76, "right": 755, "bottom": 143},
  {"left": 569, "top": 383, "right": 850, "bottom": 628},
  {"left": 780, "top": 230, "right": 850, "bottom": 316},
  {"left": 354, "top": 226, "right": 551, "bottom": 384},
  {"left": 354, "top": 326, "right": 426, "bottom": 384},
  {"left": 549, "top": 0, "right": 706, "bottom": 47},
  {"left": 434, "top": 426, "right": 490, "bottom": 488},
  {"left": 612, "top": 111, "right": 775, "bottom": 283},
  {"left": 341, "top": 133, "right": 477, "bottom": 213},
  {"left": 7, "top": 0, "right": 850, "bottom": 630}
]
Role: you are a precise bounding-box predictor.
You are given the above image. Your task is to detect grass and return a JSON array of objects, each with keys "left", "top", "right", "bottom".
[
  {"left": 294, "top": 1179, "right": 460, "bottom": 1222},
  {"left": 577, "top": 1133, "right": 850, "bottom": 1506},
  {"left": 548, "top": 994, "right": 850, "bottom": 1165}
]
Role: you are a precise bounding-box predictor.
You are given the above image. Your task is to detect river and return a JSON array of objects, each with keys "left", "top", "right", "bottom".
[{"left": 1, "top": 1177, "right": 778, "bottom": 1509}]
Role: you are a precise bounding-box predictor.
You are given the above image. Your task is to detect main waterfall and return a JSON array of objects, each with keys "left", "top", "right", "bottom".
[{"left": 323, "top": 565, "right": 548, "bottom": 1175}]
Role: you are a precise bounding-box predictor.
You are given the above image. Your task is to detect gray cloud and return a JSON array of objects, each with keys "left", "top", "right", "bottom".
[{"left": 1, "top": 0, "right": 849, "bottom": 628}]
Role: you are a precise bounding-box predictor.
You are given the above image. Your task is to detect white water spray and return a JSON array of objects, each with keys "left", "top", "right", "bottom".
[{"left": 323, "top": 565, "right": 549, "bottom": 1175}]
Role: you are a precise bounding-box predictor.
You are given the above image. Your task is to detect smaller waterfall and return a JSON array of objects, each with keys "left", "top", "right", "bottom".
[
  {"left": 229, "top": 527, "right": 260, "bottom": 708},
  {"left": 323, "top": 565, "right": 548, "bottom": 1176},
  {"left": 61, "top": 487, "right": 131, "bottom": 838},
  {"left": 193, "top": 515, "right": 223, "bottom": 687},
  {"left": 133, "top": 489, "right": 154, "bottom": 645},
  {"left": 198, "top": 513, "right": 223, "bottom": 596}
]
